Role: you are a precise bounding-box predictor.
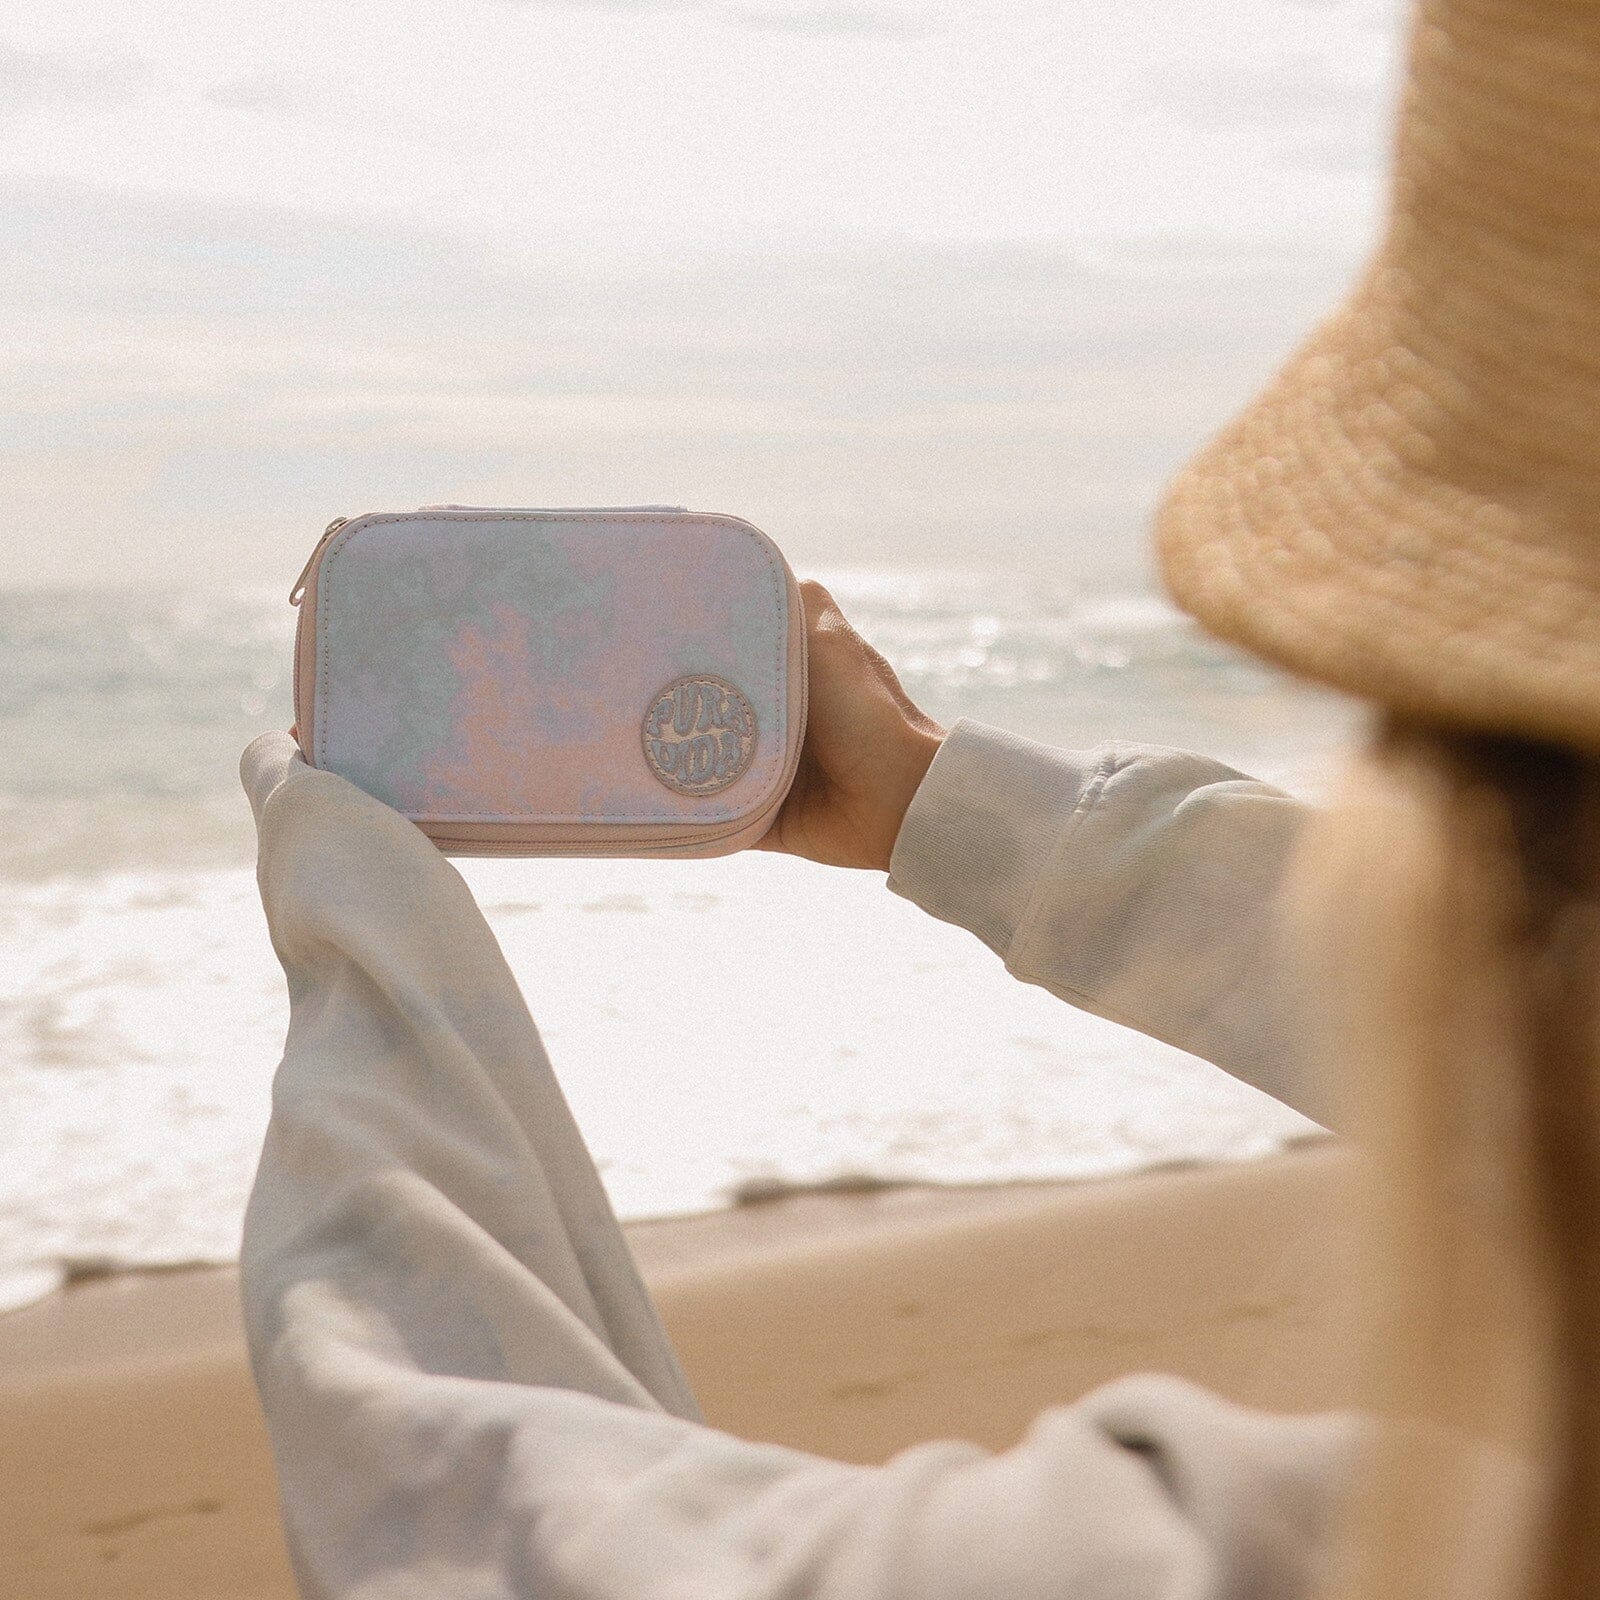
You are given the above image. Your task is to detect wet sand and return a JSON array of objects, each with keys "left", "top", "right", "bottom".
[{"left": 0, "top": 1142, "right": 1354, "bottom": 1599}]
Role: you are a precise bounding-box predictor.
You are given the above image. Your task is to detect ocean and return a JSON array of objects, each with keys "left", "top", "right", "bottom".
[{"left": 0, "top": 570, "right": 1360, "bottom": 1312}]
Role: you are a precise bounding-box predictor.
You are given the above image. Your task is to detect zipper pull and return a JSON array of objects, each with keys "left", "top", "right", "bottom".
[{"left": 290, "top": 518, "right": 349, "bottom": 606}]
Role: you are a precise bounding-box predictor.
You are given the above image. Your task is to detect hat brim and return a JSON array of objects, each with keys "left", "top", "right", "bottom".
[{"left": 1156, "top": 271, "right": 1600, "bottom": 752}]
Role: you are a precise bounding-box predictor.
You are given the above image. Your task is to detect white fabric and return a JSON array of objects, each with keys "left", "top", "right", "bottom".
[
  {"left": 240, "top": 723, "right": 1355, "bottom": 1599},
  {"left": 886, "top": 719, "right": 1327, "bottom": 1127}
]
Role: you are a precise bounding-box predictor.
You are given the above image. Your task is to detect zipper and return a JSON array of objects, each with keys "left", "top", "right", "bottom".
[
  {"left": 290, "top": 517, "right": 351, "bottom": 606},
  {"left": 289, "top": 507, "right": 690, "bottom": 606}
]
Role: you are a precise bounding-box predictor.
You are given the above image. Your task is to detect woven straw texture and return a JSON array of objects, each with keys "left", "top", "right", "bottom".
[{"left": 1157, "top": 0, "right": 1600, "bottom": 748}]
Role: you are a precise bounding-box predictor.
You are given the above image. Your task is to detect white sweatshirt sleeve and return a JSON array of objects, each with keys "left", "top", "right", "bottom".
[
  {"left": 238, "top": 731, "right": 1355, "bottom": 1600},
  {"left": 886, "top": 719, "right": 1329, "bottom": 1127}
]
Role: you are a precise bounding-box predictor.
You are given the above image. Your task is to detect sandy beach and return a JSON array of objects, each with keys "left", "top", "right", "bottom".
[{"left": 0, "top": 1141, "right": 1353, "bottom": 1599}]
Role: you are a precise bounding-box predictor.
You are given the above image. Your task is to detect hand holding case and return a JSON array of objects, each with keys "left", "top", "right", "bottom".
[{"left": 290, "top": 507, "right": 807, "bottom": 857}]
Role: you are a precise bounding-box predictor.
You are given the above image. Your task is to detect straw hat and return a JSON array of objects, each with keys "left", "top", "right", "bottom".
[{"left": 1156, "top": 0, "right": 1600, "bottom": 749}]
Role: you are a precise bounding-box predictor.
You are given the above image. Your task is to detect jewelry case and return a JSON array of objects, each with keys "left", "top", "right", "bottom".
[{"left": 290, "top": 507, "right": 806, "bottom": 857}]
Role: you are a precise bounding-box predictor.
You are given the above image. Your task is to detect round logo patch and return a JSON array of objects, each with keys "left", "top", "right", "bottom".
[{"left": 642, "top": 675, "right": 758, "bottom": 796}]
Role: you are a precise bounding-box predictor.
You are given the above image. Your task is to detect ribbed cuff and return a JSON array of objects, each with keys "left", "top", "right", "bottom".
[{"left": 885, "top": 717, "right": 1108, "bottom": 964}]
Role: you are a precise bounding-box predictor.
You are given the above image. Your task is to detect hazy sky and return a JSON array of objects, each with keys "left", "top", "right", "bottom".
[{"left": 2, "top": 0, "right": 1405, "bottom": 588}]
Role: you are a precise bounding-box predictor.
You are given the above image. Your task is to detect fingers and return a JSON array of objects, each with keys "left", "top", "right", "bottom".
[
  {"left": 798, "top": 576, "right": 846, "bottom": 638},
  {"left": 797, "top": 577, "right": 933, "bottom": 728},
  {"left": 798, "top": 578, "right": 882, "bottom": 673}
]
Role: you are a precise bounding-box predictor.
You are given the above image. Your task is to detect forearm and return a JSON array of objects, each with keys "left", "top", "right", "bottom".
[
  {"left": 239, "top": 734, "right": 700, "bottom": 1415},
  {"left": 886, "top": 719, "right": 1328, "bottom": 1126}
]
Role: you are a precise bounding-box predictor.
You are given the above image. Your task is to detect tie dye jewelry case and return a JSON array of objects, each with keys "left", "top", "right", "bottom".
[{"left": 290, "top": 507, "right": 807, "bottom": 857}]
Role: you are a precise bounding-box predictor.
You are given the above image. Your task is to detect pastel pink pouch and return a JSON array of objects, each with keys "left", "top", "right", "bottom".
[{"left": 290, "top": 507, "right": 807, "bottom": 857}]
